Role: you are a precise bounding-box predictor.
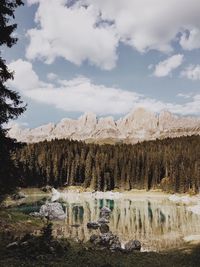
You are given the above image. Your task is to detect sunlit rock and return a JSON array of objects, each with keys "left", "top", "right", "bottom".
[
  {"left": 125, "top": 239, "right": 141, "bottom": 252},
  {"left": 8, "top": 108, "right": 200, "bottom": 144},
  {"left": 30, "top": 202, "right": 66, "bottom": 220}
]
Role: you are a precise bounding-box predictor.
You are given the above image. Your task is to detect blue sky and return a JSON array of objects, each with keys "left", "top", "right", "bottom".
[{"left": 4, "top": 0, "right": 200, "bottom": 128}]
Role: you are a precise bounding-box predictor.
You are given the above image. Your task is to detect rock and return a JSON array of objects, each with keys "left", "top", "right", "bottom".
[
  {"left": 98, "top": 217, "right": 109, "bottom": 224},
  {"left": 125, "top": 239, "right": 141, "bottom": 252},
  {"left": 99, "top": 232, "right": 114, "bottom": 246},
  {"left": 41, "top": 185, "right": 52, "bottom": 193},
  {"left": 52, "top": 188, "right": 59, "bottom": 195},
  {"left": 88, "top": 203, "right": 122, "bottom": 252},
  {"left": 6, "top": 242, "right": 18, "bottom": 249},
  {"left": 51, "top": 188, "right": 60, "bottom": 202},
  {"left": 99, "top": 232, "right": 121, "bottom": 250},
  {"left": 101, "top": 206, "right": 111, "bottom": 213},
  {"left": 89, "top": 234, "right": 100, "bottom": 243},
  {"left": 8, "top": 108, "right": 200, "bottom": 144},
  {"left": 30, "top": 202, "right": 66, "bottom": 220},
  {"left": 87, "top": 222, "right": 100, "bottom": 229},
  {"left": 99, "top": 224, "right": 110, "bottom": 234},
  {"left": 12, "top": 192, "right": 26, "bottom": 200},
  {"left": 109, "top": 237, "right": 121, "bottom": 251},
  {"left": 100, "top": 206, "right": 111, "bottom": 218}
]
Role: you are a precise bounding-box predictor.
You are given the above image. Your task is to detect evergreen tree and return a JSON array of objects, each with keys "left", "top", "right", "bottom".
[
  {"left": 0, "top": 0, "right": 25, "bottom": 198},
  {"left": 13, "top": 135, "right": 200, "bottom": 194}
]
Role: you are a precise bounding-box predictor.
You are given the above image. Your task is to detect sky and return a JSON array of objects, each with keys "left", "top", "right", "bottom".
[{"left": 4, "top": 0, "right": 200, "bottom": 128}]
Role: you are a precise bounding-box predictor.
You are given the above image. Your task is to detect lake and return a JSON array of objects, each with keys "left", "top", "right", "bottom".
[{"left": 18, "top": 191, "right": 200, "bottom": 251}]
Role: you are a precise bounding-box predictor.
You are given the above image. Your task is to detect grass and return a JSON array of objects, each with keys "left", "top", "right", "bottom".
[
  {"left": 0, "top": 208, "right": 43, "bottom": 236},
  {"left": 0, "top": 238, "right": 200, "bottom": 267}
]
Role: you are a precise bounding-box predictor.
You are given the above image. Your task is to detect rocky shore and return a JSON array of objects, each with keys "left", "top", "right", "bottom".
[{"left": 87, "top": 206, "right": 141, "bottom": 252}]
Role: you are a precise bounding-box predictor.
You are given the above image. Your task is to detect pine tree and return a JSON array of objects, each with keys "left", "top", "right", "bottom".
[
  {"left": 84, "top": 152, "right": 92, "bottom": 187},
  {"left": 0, "top": 0, "right": 25, "bottom": 198},
  {"left": 13, "top": 136, "right": 200, "bottom": 194}
]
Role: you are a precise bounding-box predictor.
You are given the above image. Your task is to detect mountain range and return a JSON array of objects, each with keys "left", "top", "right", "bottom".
[{"left": 8, "top": 108, "right": 200, "bottom": 144}]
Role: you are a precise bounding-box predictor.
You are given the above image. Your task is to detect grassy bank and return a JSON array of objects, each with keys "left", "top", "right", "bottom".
[{"left": 0, "top": 236, "right": 200, "bottom": 267}]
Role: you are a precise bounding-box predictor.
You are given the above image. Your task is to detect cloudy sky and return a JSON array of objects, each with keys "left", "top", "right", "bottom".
[{"left": 5, "top": 0, "right": 200, "bottom": 127}]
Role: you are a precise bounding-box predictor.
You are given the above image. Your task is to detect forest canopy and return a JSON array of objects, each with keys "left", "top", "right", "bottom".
[{"left": 12, "top": 135, "right": 200, "bottom": 193}]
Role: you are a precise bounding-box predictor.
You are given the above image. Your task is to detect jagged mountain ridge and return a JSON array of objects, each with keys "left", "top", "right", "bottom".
[{"left": 8, "top": 108, "right": 200, "bottom": 144}]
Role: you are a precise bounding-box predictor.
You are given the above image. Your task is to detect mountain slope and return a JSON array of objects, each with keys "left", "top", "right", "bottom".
[{"left": 8, "top": 108, "right": 200, "bottom": 144}]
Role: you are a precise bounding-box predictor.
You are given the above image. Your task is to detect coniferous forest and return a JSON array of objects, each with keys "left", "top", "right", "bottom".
[{"left": 13, "top": 135, "right": 200, "bottom": 193}]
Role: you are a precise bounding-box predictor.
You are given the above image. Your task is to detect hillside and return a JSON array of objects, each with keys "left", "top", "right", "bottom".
[{"left": 13, "top": 135, "right": 200, "bottom": 193}]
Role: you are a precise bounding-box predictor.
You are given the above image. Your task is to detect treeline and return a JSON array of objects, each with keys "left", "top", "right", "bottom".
[{"left": 13, "top": 135, "right": 200, "bottom": 193}]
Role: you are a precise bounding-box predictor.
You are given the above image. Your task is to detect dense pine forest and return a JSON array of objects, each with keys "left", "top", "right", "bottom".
[{"left": 13, "top": 135, "right": 200, "bottom": 193}]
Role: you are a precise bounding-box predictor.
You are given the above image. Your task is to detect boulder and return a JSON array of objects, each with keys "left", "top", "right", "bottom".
[
  {"left": 100, "top": 206, "right": 111, "bottom": 213},
  {"left": 30, "top": 202, "right": 66, "bottom": 220},
  {"left": 124, "top": 239, "right": 141, "bottom": 252},
  {"left": 99, "top": 224, "right": 110, "bottom": 234},
  {"left": 99, "top": 232, "right": 114, "bottom": 246},
  {"left": 100, "top": 232, "right": 121, "bottom": 250},
  {"left": 88, "top": 205, "right": 122, "bottom": 252},
  {"left": 87, "top": 222, "right": 100, "bottom": 229},
  {"left": 89, "top": 234, "right": 100, "bottom": 244},
  {"left": 109, "top": 237, "right": 121, "bottom": 251},
  {"left": 100, "top": 206, "right": 111, "bottom": 218},
  {"left": 98, "top": 217, "right": 109, "bottom": 224}
]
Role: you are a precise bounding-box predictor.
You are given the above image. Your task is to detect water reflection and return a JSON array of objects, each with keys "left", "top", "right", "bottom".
[{"left": 50, "top": 196, "right": 200, "bottom": 251}]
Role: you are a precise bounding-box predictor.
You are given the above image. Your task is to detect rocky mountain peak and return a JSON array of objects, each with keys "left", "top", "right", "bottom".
[
  {"left": 7, "top": 108, "right": 200, "bottom": 144},
  {"left": 79, "top": 112, "right": 97, "bottom": 125}
]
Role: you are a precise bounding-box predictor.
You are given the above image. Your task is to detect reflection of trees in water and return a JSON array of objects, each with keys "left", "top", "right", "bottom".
[
  {"left": 52, "top": 198, "right": 200, "bottom": 250},
  {"left": 72, "top": 205, "right": 84, "bottom": 223}
]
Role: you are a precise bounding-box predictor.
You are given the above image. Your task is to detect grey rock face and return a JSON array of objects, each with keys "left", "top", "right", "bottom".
[
  {"left": 88, "top": 206, "right": 142, "bottom": 252},
  {"left": 87, "top": 222, "right": 100, "bottom": 229},
  {"left": 98, "top": 217, "right": 109, "bottom": 224},
  {"left": 125, "top": 239, "right": 141, "bottom": 251},
  {"left": 30, "top": 202, "right": 66, "bottom": 220},
  {"left": 99, "top": 224, "right": 110, "bottom": 234},
  {"left": 9, "top": 108, "right": 200, "bottom": 144},
  {"left": 100, "top": 206, "right": 111, "bottom": 218},
  {"left": 89, "top": 234, "right": 100, "bottom": 244}
]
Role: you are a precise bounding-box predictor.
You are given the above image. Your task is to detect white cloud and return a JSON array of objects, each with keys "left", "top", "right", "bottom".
[
  {"left": 181, "top": 65, "right": 200, "bottom": 80},
  {"left": 177, "top": 93, "right": 193, "bottom": 99},
  {"left": 8, "top": 59, "right": 200, "bottom": 116},
  {"left": 26, "top": 0, "right": 200, "bottom": 69},
  {"left": 26, "top": 0, "right": 118, "bottom": 70},
  {"left": 153, "top": 54, "right": 184, "bottom": 77},
  {"left": 9, "top": 59, "right": 140, "bottom": 115},
  {"left": 47, "top": 72, "right": 58, "bottom": 81},
  {"left": 9, "top": 59, "right": 42, "bottom": 90}
]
